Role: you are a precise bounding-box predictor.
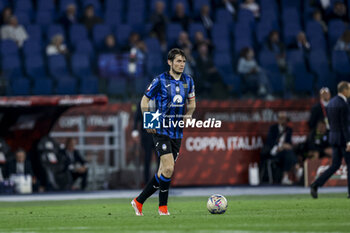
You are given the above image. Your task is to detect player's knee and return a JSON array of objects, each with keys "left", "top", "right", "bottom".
[{"left": 163, "top": 166, "right": 174, "bottom": 177}]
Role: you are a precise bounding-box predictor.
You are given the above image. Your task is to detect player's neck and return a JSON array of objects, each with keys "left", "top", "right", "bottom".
[{"left": 169, "top": 70, "right": 182, "bottom": 80}]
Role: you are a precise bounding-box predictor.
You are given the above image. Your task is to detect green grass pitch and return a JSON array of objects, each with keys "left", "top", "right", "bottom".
[{"left": 0, "top": 193, "right": 350, "bottom": 233}]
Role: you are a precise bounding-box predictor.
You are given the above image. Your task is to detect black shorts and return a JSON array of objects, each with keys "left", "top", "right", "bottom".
[{"left": 152, "top": 134, "right": 182, "bottom": 161}]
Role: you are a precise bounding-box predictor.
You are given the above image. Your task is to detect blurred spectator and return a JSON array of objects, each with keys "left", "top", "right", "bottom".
[
  {"left": 46, "top": 34, "right": 69, "bottom": 56},
  {"left": 195, "top": 42, "right": 227, "bottom": 98},
  {"left": 123, "top": 32, "right": 147, "bottom": 61},
  {"left": 0, "top": 16, "right": 28, "bottom": 47},
  {"left": 80, "top": 4, "right": 103, "bottom": 32},
  {"left": 263, "top": 112, "right": 298, "bottom": 185},
  {"left": 308, "top": 87, "right": 331, "bottom": 131},
  {"left": 0, "top": 7, "right": 12, "bottom": 25},
  {"left": 100, "top": 34, "right": 119, "bottom": 54},
  {"left": 183, "top": 46, "right": 196, "bottom": 77},
  {"left": 150, "top": 1, "right": 168, "bottom": 48},
  {"left": 63, "top": 138, "right": 88, "bottom": 190},
  {"left": 264, "top": 31, "right": 287, "bottom": 71},
  {"left": 60, "top": 4, "right": 77, "bottom": 30},
  {"left": 305, "top": 120, "right": 332, "bottom": 160},
  {"left": 221, "top": 0, "right": 238, "bottom": 16},
  {"left": 326, "top": 1, "right": 348, "bottom": 22},
  {"left": 313, "top": 10, "right": 328, "bottom": 32},
  {"left": 193, "top": 31, "right": 213, "bottom": 53},
  {"left": 171, "top": 2, "right": 191, "bottom": 31},
  {"left": 175, "top": 31, "right": 192, "bottom": 50},
  {"left": 288, "top": 32, "right": 311, "bottom": 52},
  {"left": 334, "top": 30, "right": 350, "bottom": 52},
  {"left": 4, "top": 148, "right": 39, "bottom": 190},
  {"left": 197, "top": 5, "right": 213, "bottom": 33},
  {"left": 237, "top": 47, "right": 271, "bottom": 98},
  {"left": 241, "top": 0, "right": 260, "bottom": 18}
]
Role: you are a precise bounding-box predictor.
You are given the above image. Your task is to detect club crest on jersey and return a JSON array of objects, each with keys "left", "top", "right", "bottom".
[
  {"left": 175, "top": 86, "right": 180, "bottom": 93},
  {"left": 162, "top": 144, "right": 167, "bottom": 151}
]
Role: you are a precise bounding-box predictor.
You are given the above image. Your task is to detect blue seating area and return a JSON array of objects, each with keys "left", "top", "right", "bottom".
[{"left": 0, "top": 0, "right": 350, "bottom": 97}]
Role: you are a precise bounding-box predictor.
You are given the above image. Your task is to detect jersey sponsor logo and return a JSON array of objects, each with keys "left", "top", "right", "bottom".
[{"left": 173, "top": 95, "right": 183, "bottom": 104}]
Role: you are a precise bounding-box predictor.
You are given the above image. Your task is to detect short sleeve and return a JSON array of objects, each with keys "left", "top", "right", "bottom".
[
  {"left": 188, "top": 76, "right": 195, "bottom": 99},
  {"left": 144, "top": 77, "right": 160, "bottom": 99}
]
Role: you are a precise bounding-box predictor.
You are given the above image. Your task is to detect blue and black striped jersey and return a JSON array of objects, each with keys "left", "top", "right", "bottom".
[{"left": 144, "top": 71, "right": 195, "bottom": 139}]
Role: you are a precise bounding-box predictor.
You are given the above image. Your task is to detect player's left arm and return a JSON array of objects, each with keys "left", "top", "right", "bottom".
[{"left": 184, "top": 77, "right": 196, "bottom": 120}]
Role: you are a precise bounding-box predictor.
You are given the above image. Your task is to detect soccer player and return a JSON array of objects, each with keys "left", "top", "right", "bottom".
[{"left": 131, "top": 48, "right": 196, "bottom": 216}]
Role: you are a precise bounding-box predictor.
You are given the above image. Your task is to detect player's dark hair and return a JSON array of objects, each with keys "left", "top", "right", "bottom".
[
  {"left": 338, "top": 81, "right": 350, "bottom": 93},
  {"left": 167, "top": 48, "right": 186, "bottom": 61}
]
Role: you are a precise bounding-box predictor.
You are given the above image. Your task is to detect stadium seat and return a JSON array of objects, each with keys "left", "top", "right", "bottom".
[
  {"left": 2, "top": 54, "right": 23, "bottom": 78},
  {"left": 255, "top": 21, "right": 273, "bottom": 46},
  {"left": 233, "top": 24, "right": 253, "bottom": 53},
  {"left": 332, "top": 50, "right": 350, "bottom": 77},
  {"left": 10, "top": 77, "right": 30, "bottom": 96},
  {"left": 259, "top": 50, "right": 285, "bottom": 93},
  {"left": 144, "top": 37, "right": 162, "bottom": 53},
  {"left": 59, "top": 0, "right": 77, "bottom": 13},
  {"left": 115, "top": 24, "right": 132, "bottom": 47},
  {"left": 215, "top": 9, "right": 234, "bottom": 25},
  {"left": 32, "top": 78, "right": 53, "bottom": 95},
  {"left": 105, "top": 0, "right": 124, "bottom": 11},
  {"left": 92, "top": 24, "right": 112, "bottom": 48},
  {"left": 25, "top": 54, "right": 47, "bottom": 80},
  {"left": 47, "top": 55, "right": 71, "bottom": 80},
  {"left": 23, "top": 40, "right": 42, "bottom": 56},
  {"left": 328, "top": 20, "right": 347, "bottom": 48},
  {"left": 283, "top": 23, "right": 301, "bottom": 46},
  {"left": 37, "top": 0, "right": 55, "bottom": 12},
  {"left": 237, "top": 9, "right": 255, "bottom": 28},
  {"left": 69, "top": 24, "right": 88, "bottom": 46},
  {"left": 14, "top": 0, "right": 33, "bottom": 13},
  {"left": 104, "top": 10, "right": 122, "bottom": 26},
  {"left": 71, "top": 53, "right": 92, "bottom": 79},
  {"left": 193, "top": 0, "right": 210, "bottom": 15},
  {"left": 15, "top": 11, "right": 31, "bottom": 25},
  {"left": 35, "top": 11, "right": 54, "bottom": 27},
  {"left": 55, "top": 77, "right": 78, "bottom": 95},
  {"left": 107, "top": 78, "right": 127, "bottom": 96},
  {"left": 0, "top": 40, "right": 19, "bottom": 56},
  {"left": 166, "top": 23, "right": 183, "bottom": 46},
  {"left": 74, "top": 39, "right": 94, "bottom": 58},
  {"left": 281, "top": 0, "right": 301, "bottom": 11},
  {"left": 126, "top": 9, "right": 145, "bottom": 26},
  {"left": 26, "top": 25, "right": 43, "bottom": 43},
  {"left": 79, "top": 76, "right": 99, "bottom": 94},
  {"left": 47, "top": 24, "right": 66, "bottom": 41},
  {"left": 188, "top": 23, "right": 207, "bottom": 40}
]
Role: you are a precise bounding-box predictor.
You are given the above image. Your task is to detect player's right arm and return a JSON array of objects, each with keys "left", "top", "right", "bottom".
[
  {"left": 141, "top": 77, "right": 160, "bottom": 134},
  {"left": 140, "top": 95, "right": 156, "bottom": 134}
]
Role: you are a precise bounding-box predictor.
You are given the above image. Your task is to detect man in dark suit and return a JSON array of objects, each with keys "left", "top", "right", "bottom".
[
  {"left": 4, "top": 148, "right": 33, "bottom": 178},
  {"left": 308, "top": 87, "right": 331, "bottom": 131},
  {"left": 264, "top": 111, "right": 297, "bottom": 184},
  {"left": 311, "top": 81, "right": 350, "bottom": 198},
  {"left": 63, "top": 138, "right": 88, "bottom": 190}
]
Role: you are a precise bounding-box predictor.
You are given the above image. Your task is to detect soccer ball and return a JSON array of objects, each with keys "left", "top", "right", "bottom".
[{"left": 207, "top": 194, "right": 228, "bottom": 214}]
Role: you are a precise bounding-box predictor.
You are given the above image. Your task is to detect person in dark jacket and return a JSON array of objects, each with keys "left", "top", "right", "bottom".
[
  {"left": 311, "top": 81, "right": 350, "bottom": 198},
  {"left": 264, "top": 112, "right": 298, "bottom": 185},
  {"left": 308, "top": 87, "right": 331, "bottom": 131},
  {"left": 63, "top": 138, "right": 88, "bottom": 190}
]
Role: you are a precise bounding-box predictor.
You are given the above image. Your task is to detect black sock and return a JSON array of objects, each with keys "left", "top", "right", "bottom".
[
  {"left": 159, "top": 174, "right": 171, "bottom": 206},
  {"left": 136, "top": 174, "right": 160, "bottom": 204}
]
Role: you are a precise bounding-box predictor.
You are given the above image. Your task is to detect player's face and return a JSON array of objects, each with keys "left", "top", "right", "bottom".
[{"left": 169, "top": 55, "right": 186, "bottom": 75}]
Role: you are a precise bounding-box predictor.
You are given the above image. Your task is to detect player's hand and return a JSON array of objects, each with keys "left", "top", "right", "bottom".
[{"left": 146, "top": 129, "right": 156, "bottom": 134}]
